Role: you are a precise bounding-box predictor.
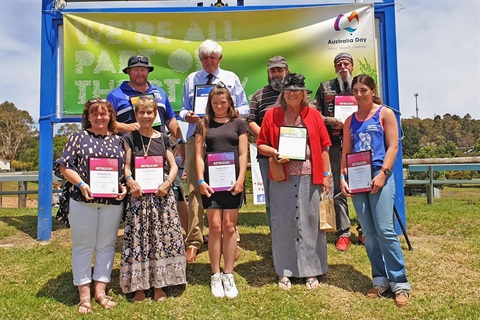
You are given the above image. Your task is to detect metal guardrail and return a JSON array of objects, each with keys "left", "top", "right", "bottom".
[
  {"left": 405, "top": 163, "right": 480, "bottom": 204},
  {"left": 0, "top": 172, "right": 62, "bottom": 207}
]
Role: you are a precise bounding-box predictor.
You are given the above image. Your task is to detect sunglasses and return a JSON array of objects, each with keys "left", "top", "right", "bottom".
[
  {"left": 88, "top": 98, "right": 107, "bottom": 104},
  {"left": 284, "top": 89, "right": 302, "bottom": 95},
  {"left": 215, "top": 81, "right": 227, "bottom": 89},
  {"left": 128, "top": 55, "right": 149, "bottom": 65}
]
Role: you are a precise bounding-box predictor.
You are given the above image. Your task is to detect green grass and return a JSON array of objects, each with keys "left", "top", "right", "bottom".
[{"left": 1, "top": 188, "right": 480, "bottom": 319}]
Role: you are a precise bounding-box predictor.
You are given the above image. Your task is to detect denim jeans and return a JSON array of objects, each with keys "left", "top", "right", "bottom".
[
  {"left": 351, "top": 170, "right": 411, "bottom": 292},
  {"left": 258, "top": 157, "right": 271, "bottom": 228}
]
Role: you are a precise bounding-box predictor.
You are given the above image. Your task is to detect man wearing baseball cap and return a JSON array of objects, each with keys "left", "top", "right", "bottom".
[
  {"left": 248, "top": 55, "right": 290, "bottom": 227},
  {"left": 107, "top": 55, "right": 184, "bottom": 144},
  {"left": 314, "top": 52, "right": 362, "bottom": 251}
]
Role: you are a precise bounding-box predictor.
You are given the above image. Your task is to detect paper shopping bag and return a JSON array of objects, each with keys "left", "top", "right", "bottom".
[{"left": 319, "top": 191, "right": 336, "bottom": 232}]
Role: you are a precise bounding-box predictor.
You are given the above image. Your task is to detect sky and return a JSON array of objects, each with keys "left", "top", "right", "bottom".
[{"left": 1, "top": 0, "right": 479, "bottom": 126}]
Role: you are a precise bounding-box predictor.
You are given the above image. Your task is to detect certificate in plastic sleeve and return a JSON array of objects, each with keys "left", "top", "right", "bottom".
[
  {"left": 130, "top": 93, "right": 162, "bottom": 126},
  {"left": 134, "top": 156, "right": 164, "bottom": 193},
  {"left": 346, "top": 150, "right": 373, "bottom": 194},
  {"left": 193, "top": 85, "right": 215, "bottom": 116},
  {"left": 334, "top": 95, "right": 358, "bottom": 123},
  {"left": 278, "top": 126, "right": 307, "bottom": 160},
  {"left": 207, "top": 151, "right": 236, "bottom": 192},
  {"left": 89, "top": 157, "right": 119, "bottom": 198}
]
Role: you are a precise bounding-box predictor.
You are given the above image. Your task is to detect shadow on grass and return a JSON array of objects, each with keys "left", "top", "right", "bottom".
[
  {"left": 37, "top": 267, "right": 187, "bottom": 305},
  {"left": 37, "top": 271, "right": 78, "bottom": 306},
  {"left": 0, "top": 213, "right": 67, "bottom": 240}
]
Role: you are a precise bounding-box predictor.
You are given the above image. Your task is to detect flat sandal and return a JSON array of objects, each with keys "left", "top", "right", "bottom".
[{"left": 94, "top": 294, "right": 116, "bottom": 309}]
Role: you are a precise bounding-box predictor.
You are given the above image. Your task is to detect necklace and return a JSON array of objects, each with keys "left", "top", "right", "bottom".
[
  {"left": 140, "top": 134, "right": 153, "bottom": 156},
  {"left": 214, "top": 116, "right": 229, "bottom": 123},
  {"left": 284, "top": 108, "right": 301, "bottom": 126}
]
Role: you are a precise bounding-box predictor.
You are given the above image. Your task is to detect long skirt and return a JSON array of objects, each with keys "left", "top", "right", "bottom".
[
  {"left": 270, "top": 175, "right": 328, "bottom": 278},
  {"left": 120, "top": 190, "right": 186, "bottom": 293}
]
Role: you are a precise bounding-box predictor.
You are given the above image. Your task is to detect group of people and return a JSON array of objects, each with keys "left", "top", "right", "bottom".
[{"left": 55, "top": 39, "right": 411, "bottom": 314}]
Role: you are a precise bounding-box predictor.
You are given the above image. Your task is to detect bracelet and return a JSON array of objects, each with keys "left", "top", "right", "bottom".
[
  {"left": 166, "top": 179, "right": 172, "bottom": 185},
  {"left": 323, "top": 171, "right": 331, "bottom": 177},
  {"left": 77, "top": 181, "right": 84, "bottom": 188},
  {"left": 126, "top": 175, "right": 132, "bottom": 180},
  {"left": 197, "top": 179, "right": 205, "bottom": 185},
  {"left": 339, "top": 174, "right": 346, "bottom": 179}
]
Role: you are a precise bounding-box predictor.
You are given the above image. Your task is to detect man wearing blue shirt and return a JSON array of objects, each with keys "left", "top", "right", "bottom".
[
  {"left": 107, "top": 55, "right": 185, "bottom": 148},
  {"left": 179, "top": 39, "right": 249, "bottom": 262}
]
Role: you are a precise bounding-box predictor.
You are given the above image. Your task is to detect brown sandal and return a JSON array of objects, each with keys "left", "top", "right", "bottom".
[
  {"left": 94, "top": 294, "right": 116, "bottom": 309},
  {"left": 78, "top": 298, "right": 93, "bottom": 314}
]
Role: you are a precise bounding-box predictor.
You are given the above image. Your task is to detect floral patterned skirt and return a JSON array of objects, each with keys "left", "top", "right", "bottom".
[{"left": 119, "top": 190, "right": 186, "bottom": 294}]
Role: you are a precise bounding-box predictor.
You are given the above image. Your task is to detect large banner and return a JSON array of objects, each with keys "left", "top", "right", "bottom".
[{"left": 63, "top": 4, "right": 375, "bottom": 114}]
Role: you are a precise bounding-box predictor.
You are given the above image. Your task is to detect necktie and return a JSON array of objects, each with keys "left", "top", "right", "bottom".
[
  {"left": 206, "top": 73, "right": 214, "bottom": 85},
  {"left": 344, "top": 82, "right": 351, "bottom": 93}
]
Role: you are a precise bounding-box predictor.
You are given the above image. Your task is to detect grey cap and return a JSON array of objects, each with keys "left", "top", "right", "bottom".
[{"left": 267, "top": 56, "right": 288, "bottom": 69}]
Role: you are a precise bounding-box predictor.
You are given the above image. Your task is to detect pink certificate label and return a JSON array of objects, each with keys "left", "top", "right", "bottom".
[
  {"left": 134, "top": 155, "right": 164, "bottom": 193},
  {"left": 89, "top": 157, "right": 119, "bottom": 198},
  {"left": 207, "top": 152, "right": 236, "bottom": 192},
  {"left": 334, "top": 95, "right": 358, "bottom": 123},
  {"left": 346, "top": 150, "right": 373, "bottom": 194}
]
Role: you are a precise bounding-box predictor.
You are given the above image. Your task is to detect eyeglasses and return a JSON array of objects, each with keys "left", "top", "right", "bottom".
[
  {"left": 215, "top": 82, "right": 227, "bottom": 89},
  {"left": 284, "top": 90, "right": 302, "bottom": 95},
  {"left": 128, "top": 55, "right": 149, "bottom": 65},
  {"left": 88, "top": 98, "right": 107, "bottom": 104},
  {"left": 138, "top": 96, "right": 155, "bottom": 102}
]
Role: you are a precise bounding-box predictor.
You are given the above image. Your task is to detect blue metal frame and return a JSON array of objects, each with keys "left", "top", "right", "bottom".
[
  {"left": 374, "top": 0, "right": 406, "bottom": 234},
  {"left": 38, "top": 0, "right": 405, "bottom": 240}
]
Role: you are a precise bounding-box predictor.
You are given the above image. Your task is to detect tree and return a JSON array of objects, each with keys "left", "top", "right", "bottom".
[
  {"left": 56, "top": 123, "right": 81, "bottom": 137},
  {"left": 54, "top": 123, "right": 81, "bottom": 161},
  {"left": 0, "top": 101, "right": 36, "bottom": 160}
]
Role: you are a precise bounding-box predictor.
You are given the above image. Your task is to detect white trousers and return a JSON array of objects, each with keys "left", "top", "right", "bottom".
[{"left": 69, "top": 199, "right": 123, "bottom": 286}]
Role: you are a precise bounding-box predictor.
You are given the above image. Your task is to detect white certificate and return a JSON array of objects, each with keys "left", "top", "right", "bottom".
[
  {"left": 134, "top": 156, "right": 164, "bottom": 193},
  {"left": 207, "top": 152, "right": 236, "bottom": 192},
  {"left": 346, "top": 150, "right": 373, "bottom": 194},
  {"left": 334, "top": 95, "right": 358, "bottom": 123},
  {"left": 278, "top": 126, "right": 307, "bottom": 160},
  {"left": 193, "top": 84, "right": 215, "bottom": 116},
  {"left": 89, "top": 157, "right": 119, "bottom": 198}
]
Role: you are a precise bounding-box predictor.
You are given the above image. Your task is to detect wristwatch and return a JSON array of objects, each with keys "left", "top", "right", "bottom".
[{"left": 381, "top": 167, "right": 391, "bottom": 176}]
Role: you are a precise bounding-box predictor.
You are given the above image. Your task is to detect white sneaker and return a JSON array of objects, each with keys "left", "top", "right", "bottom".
[
  {"left": 222, "top": 273, "right": 238, "bottom": 299},
  {"left": 211, "top": 273, "right": 224, "bottom": 298}
]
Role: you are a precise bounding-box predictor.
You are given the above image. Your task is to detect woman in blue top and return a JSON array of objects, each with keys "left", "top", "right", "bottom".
[{"left": 340, "top": 75, "right": 411, "bottom": 307}]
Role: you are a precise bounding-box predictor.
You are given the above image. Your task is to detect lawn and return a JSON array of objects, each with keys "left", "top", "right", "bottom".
[{"left": 0, "top": 187, "right": 479, "bottom": 319}]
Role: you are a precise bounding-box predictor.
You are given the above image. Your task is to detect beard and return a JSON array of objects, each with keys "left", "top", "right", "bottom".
[
  {"left": 269, "top": 76, "right": 284, "bottom": 91},
  {"left": 337, "top": 69, "right": 353, "bottom": 92}
]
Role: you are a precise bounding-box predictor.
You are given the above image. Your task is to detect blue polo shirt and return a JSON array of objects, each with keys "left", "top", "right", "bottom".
[{"left": 107, "top": 81, "right": 175, "bottom": 133}]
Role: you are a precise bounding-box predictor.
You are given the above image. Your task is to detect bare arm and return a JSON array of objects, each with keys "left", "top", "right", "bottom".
[
  {"left": 195, "top": 133, "right": 213, "bottom": 197},
  {"left": 247, "top": 121, "right": 261, "bottom": 137},
  {"left": 370, "top": 107, "right": 399, "bottom": 194},
  {"left": 340, "top": 115, "right": 353, "bottom": 196},
  {"left": 60, "top": 165, "right": 93, "bottom": 201},
  {"left": 156, "top": 148, "right": 178, "bottom": 197},
  {"left": 321, "top": 146, "right": 331, "bottom": 193},
  {"left": 124, "top": 143, "right": 143, "bottom": 198},
  {"left": 166, "top": 117, "right": 186, "bottom": 161},
  {"left": 115, "top": 121, "right": 140, "bottom": 133},
  {"left": 229, "top": 133, "right": 248, "bottom": 195}
]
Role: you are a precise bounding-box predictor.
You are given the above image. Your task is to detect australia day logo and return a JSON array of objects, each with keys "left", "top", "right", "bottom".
[{"left": 334, "top": 11, "right": 360, "bottom": 35}]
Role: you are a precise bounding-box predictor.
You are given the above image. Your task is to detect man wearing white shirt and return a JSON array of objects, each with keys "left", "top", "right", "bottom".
[{"left": 179, "top": 39, "right": 249, "bottom": 262}]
